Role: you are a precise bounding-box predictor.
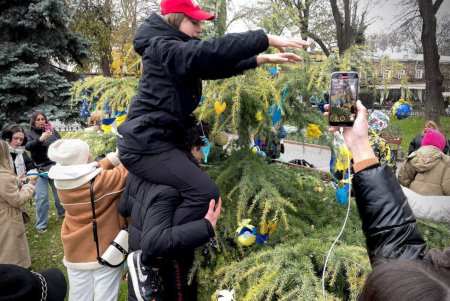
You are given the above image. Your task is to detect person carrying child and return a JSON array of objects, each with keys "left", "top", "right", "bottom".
[
  {"left": 116, "top": 1, "right": 307, "bottom": 300},
  {"left": 120, "top": 123, "right": 221, "bottom": 301}
]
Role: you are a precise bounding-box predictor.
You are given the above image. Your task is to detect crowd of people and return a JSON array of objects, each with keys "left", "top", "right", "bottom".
[{"left": 0, "top": 0, "right": 449, "bottom": 300}]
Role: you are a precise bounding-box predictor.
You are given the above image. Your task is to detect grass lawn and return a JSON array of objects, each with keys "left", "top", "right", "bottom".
[
  {"left": 24, "top": 194, "right": 129, "bottom": 300},
  {"left": 389, "top": 115, "right": 450, "bottom": 159},
  {"left": 288, "top": 115, "right": 450, "bottom": 160}
]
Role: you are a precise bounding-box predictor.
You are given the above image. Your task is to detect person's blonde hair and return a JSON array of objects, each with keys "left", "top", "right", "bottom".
[
  {"left": 425, "top": 120, "right": 438, "bottom": 130},
  {"left": 0, "top": 140, "right": 14, "bottom": 173},
  {"left": 163, "top": 13, "right": 187, "bottom": 29},
  {"left": 87, "top": 110, "right": 107, "bottom": 126}
]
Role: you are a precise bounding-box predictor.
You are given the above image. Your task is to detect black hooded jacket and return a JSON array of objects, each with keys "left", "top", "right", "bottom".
[
  {"left": 118, "top": 174, "right": 214, "bottom": 258},
  {"left": 119, "top": 173, "right": 215, "bottom": 300},
  {"left": 117, "top": 13, "right": 269, "bottom": 154},
  {"left": 353, "top": 164, "right": 426, "bottom": 266}
]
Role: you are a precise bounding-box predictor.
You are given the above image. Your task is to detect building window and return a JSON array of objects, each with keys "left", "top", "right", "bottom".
[
  {"left": 383, "top": 69, "right": 391, "bottom": 79},
  {"left": 415, "top": 69, "right": 424, "bottom": 79},
  {"left": 398, "top": 70, "right": 406, "bottom": 79}
]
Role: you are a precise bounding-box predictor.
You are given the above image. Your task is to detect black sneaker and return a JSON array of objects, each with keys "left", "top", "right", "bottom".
[{"left": 127, "top": 250, "right": 163, "bottom": 301}]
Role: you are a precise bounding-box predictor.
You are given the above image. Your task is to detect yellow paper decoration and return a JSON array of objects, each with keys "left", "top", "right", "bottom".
[
  {"left": 214, "top": 101, "right": 226, "bottom": 115},
  {"left": 306, "top": 124, "right": 323, "bottom": 139},
  {"left": 255, "top": 111, "right": 263, "bottom": 121},
  {"left": 335, "top": 146, "right": 352, "bottom": 171}
]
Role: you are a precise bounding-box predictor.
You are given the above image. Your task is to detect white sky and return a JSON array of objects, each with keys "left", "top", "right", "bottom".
[
  {"left": 366, "top": 0, "right": 450, "bottom": 34},
  {"left": 228, "top": 0, "right": 450, "bottom": 35}
]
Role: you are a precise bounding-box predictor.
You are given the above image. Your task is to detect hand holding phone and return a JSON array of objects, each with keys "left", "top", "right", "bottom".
[
  {"left": 329, "top": 72, "right": 359, "bottom": 126},
  {"left": 44, "top": 123, "right": 52, "bottom": 132}
]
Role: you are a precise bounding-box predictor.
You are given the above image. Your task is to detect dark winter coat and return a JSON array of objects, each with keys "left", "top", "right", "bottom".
[
  {"left": 117, "top": 13, "right": 269, "bottom": 155},
  {"left": 119, "top": 174, "right": 215, "bottom": 300},
  {"left": 352, "top": 164, "right": 427, "bottom": 266},
  {"left": 25, "top": 127, "right": 60, "bottom": 171}
]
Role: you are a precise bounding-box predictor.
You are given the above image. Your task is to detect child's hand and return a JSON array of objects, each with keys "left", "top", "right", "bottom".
[{"left": 256, "top": 53, "right": 303, "bottom": 66}]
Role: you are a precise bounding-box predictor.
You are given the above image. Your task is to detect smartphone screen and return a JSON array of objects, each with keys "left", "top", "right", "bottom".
[
  {"left": 44, "top": 123, "right": 52, "bottom": 132},
  {"left": 329, "top": 72, "right": 359, "bottom": 126}
]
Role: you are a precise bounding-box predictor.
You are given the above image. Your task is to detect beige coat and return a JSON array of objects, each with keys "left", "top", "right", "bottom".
[
  {"left": 398, "top": 146, "right": 450, "bottom": 196},
  {"left": 51, "top": 153, "right": 128, "bottom": 270},
  {"left": 0, "top": 169, "right": 35, "bottom": 268}
]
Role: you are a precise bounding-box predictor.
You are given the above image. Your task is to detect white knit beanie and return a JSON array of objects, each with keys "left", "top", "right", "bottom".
[{"left": 48, "top": 139, "right": 90, "bottom": 166}]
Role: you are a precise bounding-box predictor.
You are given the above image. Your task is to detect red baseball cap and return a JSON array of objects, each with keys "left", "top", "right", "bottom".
[{"left": 161, "top": 0, "right": 215, "bottom": 21}]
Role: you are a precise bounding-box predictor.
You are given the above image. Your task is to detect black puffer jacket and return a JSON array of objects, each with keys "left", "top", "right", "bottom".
[
  {"left": 119, "top": 174, "right": 215, "bottom": 300},
  {"left": 119, "top": 174, "right": 214, "bottom": 257},
  {"left": 25, "top": 127, "right": 60, "bottom": 170},
  {"left": 117, "top": 13, "right": 269, "bottom": 155},
  {"left": 353, "top": 164, "right": 426, "bottom": 266}
]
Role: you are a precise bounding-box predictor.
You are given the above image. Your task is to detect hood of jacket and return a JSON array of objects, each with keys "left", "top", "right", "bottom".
[
  {"left": 409, "top": 146, "right": 446, "bottom": 172},
  {"left": 134, "top": 13, "right": 195, "bottom": 57}
]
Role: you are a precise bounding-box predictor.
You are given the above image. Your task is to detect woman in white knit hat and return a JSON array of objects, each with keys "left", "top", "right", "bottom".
[{"left": 48, "top": 139, "right": 128, "bottom": 301}]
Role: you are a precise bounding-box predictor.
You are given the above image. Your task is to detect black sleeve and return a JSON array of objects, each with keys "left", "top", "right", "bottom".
[
  {"left": 140, "top": 188, "right": 215, "bottom": 258},
  {"left": 353, "top": 164, "right": 426, "bottom": 266},
  {"left": 25, "top": 131, "right": 42, "bottom": 151},
  {"left": 23, "top": 152, "right": 35, "bottom": 171},
  {"left": 155, "top": 30, "right": 268, "bottom": 81}
]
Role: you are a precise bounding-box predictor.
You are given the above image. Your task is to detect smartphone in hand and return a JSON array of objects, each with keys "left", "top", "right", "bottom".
[
  {"left": 329, "top": 72, "right": 359, "bottom": 126},
  {"left": 44, "top": 123, "right": 52, "bottom": 132}
]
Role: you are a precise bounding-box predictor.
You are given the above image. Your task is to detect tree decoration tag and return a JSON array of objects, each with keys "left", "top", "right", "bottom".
[
  {"left": 218, "top": 289, "right": 236, "bottom": 301},
  {"left": 214, "top": 101, "right": 226, "bottom": 115},
  {"left": 336, "top": 187, "right": 348, "bottom": 206},
  {"left": 81, "top": 98, "right": 91, "bottom": 118},
  {"left": 236, "top": 219, "right": 257, "bottom": 246},
  {"left": 255, "top": 111, "right": 263, "bottom": 121},
  {"left": 200, "top": 135, "right": 211, "bottom": 163}
]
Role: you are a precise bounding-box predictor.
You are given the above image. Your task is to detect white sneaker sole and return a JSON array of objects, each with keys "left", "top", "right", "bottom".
[{"left": 127, "top": 252, "right": 145, "bottom": 301}]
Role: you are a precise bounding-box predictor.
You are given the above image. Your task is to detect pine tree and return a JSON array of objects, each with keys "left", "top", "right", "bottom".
[
  {"left": 0, "top": 0, "right": 90, "bottom": 125},
  {"left": 70, "top": 47, "right": 450, "bottom": 300}
]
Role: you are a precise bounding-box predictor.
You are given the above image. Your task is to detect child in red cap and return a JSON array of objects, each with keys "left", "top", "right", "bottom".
[{"left": 117, "top": 1, "right": 307, "bottom": 300}]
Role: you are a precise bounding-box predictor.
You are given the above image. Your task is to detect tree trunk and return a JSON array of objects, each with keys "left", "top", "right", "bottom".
[
  {"left": 417, "top": 0, "right": 444, "bottom": 123},
  {"left": 330, "top": 0, "right": 351, "bottom": 55},
  {"left": 100, "top": 54, "right": 112, "bottom": 76}
]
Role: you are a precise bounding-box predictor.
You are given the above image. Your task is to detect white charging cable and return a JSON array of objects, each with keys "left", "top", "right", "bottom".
[{"left": 321, "top": 127, "right": 352, "bottom": 298}]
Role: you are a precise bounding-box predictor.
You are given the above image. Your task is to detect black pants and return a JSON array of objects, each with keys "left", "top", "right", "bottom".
[
  {"left": 127, "top": 253, "right": 197, "bottom": 301},
  {"left": 120, "top": 148, "right": 220, "bottom": 226}
]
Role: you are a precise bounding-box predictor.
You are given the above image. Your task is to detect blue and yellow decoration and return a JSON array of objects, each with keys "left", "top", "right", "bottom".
[
  {"left": 101, "top": 117, "right": 116, "bottom": 132},
  {"left": 26, "top": 169, "right": 49, "bottom": 180},
  {"left": 114, "top": 107, "right": 128, "bottom": 125},
  {"left": 391, "top": 98, "right": 412, "bottom": 120},
  {"left": 236, "top": 219, "right": 257, "bottom": 247},
  {"left": 80, "top": 97, "right": 91, "bottom": 118},
  {"left": 251, "top": 145, "right": 266, "bottom": 158},
  {"left": 256, "top": 218, "right": 278, "bottom": 245}
]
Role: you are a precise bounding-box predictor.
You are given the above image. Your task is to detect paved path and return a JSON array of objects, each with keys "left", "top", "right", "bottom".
[
  {"left": 280, "top": 141, "right": 331, "bottom": 172},
  {"left": 281, "top": 140, "right": 402, "bottom": 174}
]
